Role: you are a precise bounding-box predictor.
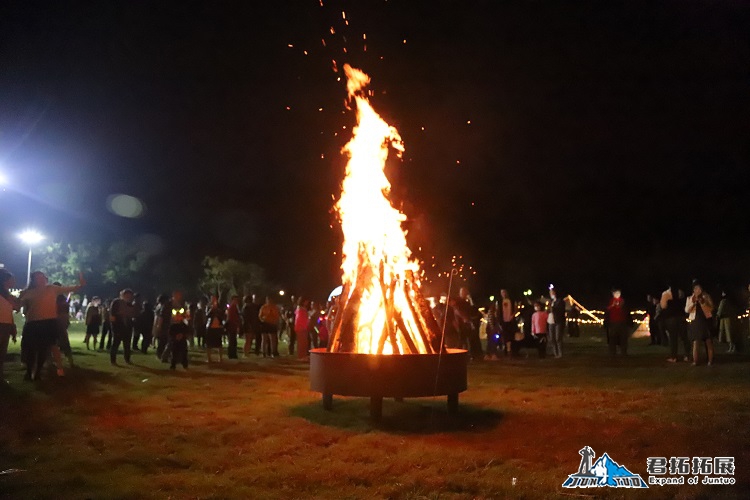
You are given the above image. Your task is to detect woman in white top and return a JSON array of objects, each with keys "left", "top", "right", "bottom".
[
  {"left": 685, "top": 281, "right": 714, "bottom": 367},
  {"left": 19, "top": 271, "right": 85, "bottom": 381},
  {"left": 0, "top": 269, "right": 20, "bottom": 382}
]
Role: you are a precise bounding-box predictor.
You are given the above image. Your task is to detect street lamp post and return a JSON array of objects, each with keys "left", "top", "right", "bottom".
[{"left": 18, "top": 230, "right": 45, "bottom": 285}]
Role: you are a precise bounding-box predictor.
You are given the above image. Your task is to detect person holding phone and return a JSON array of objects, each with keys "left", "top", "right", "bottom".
[{"left": 685, "top": 280, "right": 714, "bottom": 366}]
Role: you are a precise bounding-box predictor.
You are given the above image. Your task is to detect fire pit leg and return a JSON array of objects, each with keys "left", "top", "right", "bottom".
[
  {"left": 322, "top": 393, "right": 333, "bottom": 410},
  {"left": 447, "top": 393, "right": 459, "bottom": 414},
  {"left": 370, "top": 396, "right": 383, "bottom": 420}
]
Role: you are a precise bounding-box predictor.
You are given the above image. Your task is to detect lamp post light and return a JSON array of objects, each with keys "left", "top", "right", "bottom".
[{"left": 18, "top": 230, "right": 45, "bottom": 286}]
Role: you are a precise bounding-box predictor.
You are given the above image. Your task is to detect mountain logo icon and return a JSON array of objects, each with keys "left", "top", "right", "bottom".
[{"left": 562, "top": 446, "right": 648, "bottom": 489}]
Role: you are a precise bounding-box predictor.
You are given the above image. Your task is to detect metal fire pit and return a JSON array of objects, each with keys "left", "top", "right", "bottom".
[{"left": 309, "top": 348, "right": 469, "bottom": 420}]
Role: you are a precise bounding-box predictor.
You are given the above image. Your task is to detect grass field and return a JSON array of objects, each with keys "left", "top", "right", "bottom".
[{"left": 0, "top": 322, "right": 748, "bottom": 499}]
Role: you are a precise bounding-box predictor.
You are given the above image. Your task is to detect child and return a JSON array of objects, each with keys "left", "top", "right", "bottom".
[{"left": 531, "top": 301, "right": 549, "bottom": 358}]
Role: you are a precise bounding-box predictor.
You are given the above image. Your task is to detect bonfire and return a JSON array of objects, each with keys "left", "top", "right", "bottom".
[{"left": 327, "top": 65, "right": 442, "bottom": 356}]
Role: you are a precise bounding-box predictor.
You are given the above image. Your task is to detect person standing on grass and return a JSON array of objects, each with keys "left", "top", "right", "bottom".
[
  {"left": 154, "top": 294, "right": 171, "bottom": 362},
  {"left": 193, "top": 298, "right": 207, "bottom": 349},
  {"left": 110, "top": 289, "right": 136, "bottom": 365},
  {"left": 19, "top": 271, "right": 85, "bottom": 381},
  {"left": 716, "top": 289, "right": 737, "bottom": 353},
  {"left": 484, "top": 301, "right": 501, "bottom": 360},
  {"left": 499, "top": 289, "right": 517, "bottom": 356},
  {"left": 0, "top": 270, "right": 20, "bottom": 383},
  {"left": 662, "top": 285, "right": 691, "bottom": 363},
  {"left": 259, "top": 295, "right": 281, "bottom": 358},
  {"left": 186, "top": 301, "right": 196, "bottom": 348},
  {"left": 130, "top": 293, "right": 143, "bottom": 351},
  {"left": 284, "top": 304, "right": 296, "bottom": 355},
  {"left": 455, "top": 287, "right": 483, "bottom": 360},
  {"left": 308, "top": 301, "right": 321, "bottom": 350},
  {"left": 205, "top": 295, "right": 226, "bottom": 363},
  {"left": 137, "top": 300, "right": 154, "bottom": 354},
  {"left": 531, "top": 301, "right": 549, "bottom": 358},
  {"left": 547, "top": 286, "right": 566, "bottom": 358},
  {"left": 242, "top": 294, "right": 262, "bottom": 356},
  {"left": 295, "top": 298, "right": 310, "bottom": 360},
  {"left": 225, "top": 295, "right": 241, "bottom": 360},
  {"left": 84, "top": 296, "right": 101, "bottom": 350},
  {"left": 168, "top": 291, "right": 190, "bottom": 370},
  {"left": 604, "top": 288, "right": 633, "bottom": 356},
  {"left": 686, "top": 281, "right": 715, "bottom": 366},
  {"left": 53, "top": 288, "right": 74, "bottom": 373},
  {"left": 98, "top": 300, "right": 112, "bottom": 351},
  {"left": 646, "top": 294, "right": 660, "bottom": 345}
]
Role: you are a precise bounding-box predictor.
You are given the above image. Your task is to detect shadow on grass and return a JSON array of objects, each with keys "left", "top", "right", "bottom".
[
  {"left": 129, "top": 357, "right": 309, "bottom": 380},
  {"left": 290, "top": 398, "right": 503, "bottom": 434},
  {"left": 30, "top": 365, "right": 131, "bottom": 397}
]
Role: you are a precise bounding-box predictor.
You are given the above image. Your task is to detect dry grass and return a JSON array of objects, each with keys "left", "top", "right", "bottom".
[{"left": 0, "top": 323, "right": 748, "bottom": 499}]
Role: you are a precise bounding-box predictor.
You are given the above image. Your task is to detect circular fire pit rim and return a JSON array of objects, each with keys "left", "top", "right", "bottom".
[{"left": 309, "top": 347, "right": 469, "bottom": 419}]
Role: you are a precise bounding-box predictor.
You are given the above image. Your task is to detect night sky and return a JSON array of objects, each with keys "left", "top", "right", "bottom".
[{"left": 1, "top": 1, "right": 749, "bottom": 305}]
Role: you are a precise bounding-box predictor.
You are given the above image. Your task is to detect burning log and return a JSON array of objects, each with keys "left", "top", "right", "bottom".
[
  {"left": 327, "top": 282, "right": 349, "bottom": 352},
  {"left": 393, "top": 310, "right": 419, "bottom": 354},
  {"left": 407, "top": 270, "right": 444, "bottom": 353},
  {"left": 330, "top": 246, "right": 374, "bottom": 353}
]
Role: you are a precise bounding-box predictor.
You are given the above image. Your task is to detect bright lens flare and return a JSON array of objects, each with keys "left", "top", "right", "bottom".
[{"left": 335, "top": 65, "right": 428, "bottom": 355}]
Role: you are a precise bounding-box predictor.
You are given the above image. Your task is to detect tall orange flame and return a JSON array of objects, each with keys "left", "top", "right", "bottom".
[{"left": 334, "top": 65, "right": 430, "bottom": 355}]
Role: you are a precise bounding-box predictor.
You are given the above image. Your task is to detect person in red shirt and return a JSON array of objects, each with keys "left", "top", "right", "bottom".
[{"left": 604, "top": 288, "right": 632, "bottom": 356}]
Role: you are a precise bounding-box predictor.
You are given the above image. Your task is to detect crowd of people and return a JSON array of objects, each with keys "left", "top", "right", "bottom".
[
  {"left": 0, "top": 268, "right": 337, "bottom": 382},
  {"left": 433, "top": 281, "right": 748, "bottom": 366},
  {"left": 1, "top": 267, "right": 748, "bottom": 384}
]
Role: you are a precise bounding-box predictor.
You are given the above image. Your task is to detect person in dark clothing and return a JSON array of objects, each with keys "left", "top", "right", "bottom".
[
  {"left": 484, "top": 301, "right": 501, "bottom": 360},
  {"left": 547, "top": 287, "right": 566, "bottom": 358},
  {"left": 284, "top": 303, "right": 296, "bottom": 355},
  {"left": 244, "top": 294, "right": 262, "bottom": 355},
  {"left": 168, "top": 291, "right": 190, "bottom": 370},
  {"left": 154, "top": 294, "right": 171, "bottom": 362},
  {"left": 131, "top": 293, "right": 143, "bottom": 351},
  {"left": 54, "top": 291, "right": 74, "bottom": 370},
  {"left": 110, "top": 289, "right": 136, "bottom": 365},
  {"left": 137, "top": 301, "right": 154, "bottom": 354},
  {"left": 566, "top": 302, "right": 581, "bottom": 338},
  {"left": 98, "top": 300, "right": 112, "bottom": 351},
  {"left": 646, "top": 294, "right": 660, "bottom": 345},
  {"left": 454, "top": 287, "right": 483, "bottom": 360},
  {"left": 225, "top": 295, "right": 241, "bottom": 359},
  {"left": 432, "top": 294, "right": 460, "bottom": 348},
  {"left": 662, "top": 286, "right": 690, "bottom": 363},
  {"left": 193, "top": 298, "right": 207, "bottom": 349},
  {"left": 84, "top": 297, "right": 102, "bottom": 350},
  {"left": 520, "top": 296, "right": 534, "bottom": 337},
  {"left": 604, "top": 288, "right": 632, "bottom": 356},
  {"left": 716, "top": 290, "right": 738, "bottom": 353},
  {"left": 205, "top": 295, "right": 226, "bottom": 363},
  {"left": 186, "top": 301, "right": 196, "bottom": 348}
]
